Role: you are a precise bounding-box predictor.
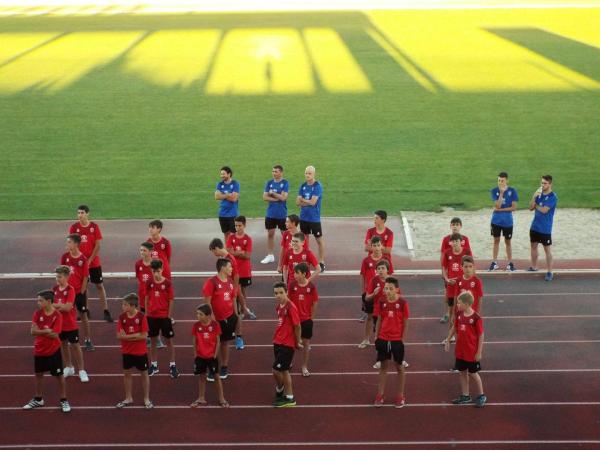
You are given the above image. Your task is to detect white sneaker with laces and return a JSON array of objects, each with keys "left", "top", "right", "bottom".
[
  {"left": 358, "top": 340, "right": 369, "bottom": 349},
  {"left": 63, "top": 366, "right": 75, "bottom": 378},
  {"left": 60, "top": 400, "right": 71, "bottom": 413},
  {"left": 261, "top": 254, "right": 275, "bottom": 264},
  {"left": 78, "top": 370, "right": 90, "bottom": 383},
  {"left": 402, "top": 360, "right": 409, "bottom": 368},
  {"left": 373, "top": 361, "right": 381, "bottom": 369},
  {"left": 23, "top": 398, "right": 44, "bottom": 409}
]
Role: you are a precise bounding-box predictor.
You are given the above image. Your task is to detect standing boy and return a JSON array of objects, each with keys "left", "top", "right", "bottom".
[
  {"left": 440, "top": 233, "right": 472, "bottom": 324},
  {"left": 116, "top": 293, "right": 152, "bottom": 409},
  {"left": 296, "top": 165, "right": 325, "bottom": 271},
  {"left": 69, "top": 205, "right": 112, "bottom": 322},
  {"left": 53, "top": 266, "right": 89, "bottom": 382},
  {"left": 191, "top": 304, "right": 229, "bottom": 408},
  {"left": 147, "top": 219, "right": 172, "bottom": 275},
  {"left": 135, "top": 242, "right": 155, "bottom": 312},
  {"left": 261, "top": 165, "right": 289, "bottom": 264},
  {"left": 277, "top": 214, "right": 309, "bottom": 273},
  {"left": 282, "top": 233, "right": 321, "bottom": 286},
  {"left": 444, "top": 291, "right": 487, "bottom": 408},
  {"left": 529, "top": 175, "right": 558, "bottom": 281},
  {"left": 214, "top": 166, "right": 240, "bottom": 242},
  {"left": 23, "top": 290, "right": 71, "bottom": 413},
  {"left": 440, "top": 217, "right": 472, "bottom": 262},
  {"left": 364, "top": 210, "right": 394, "bottom": 255},
  {"left": 490, "top": 172, "right": 518, "bottom": 271},
  {"left": 272, "top": 282, "right": 302, "bottom": 407},
  {"left": 288, "top": 263, "right": 319, "bottom": 377},
  {"left": 454, "top": 256, "right": 484, "bottom": 315},
  {"left": 373, "top": 277, "right": 409, "bottom": 408}
]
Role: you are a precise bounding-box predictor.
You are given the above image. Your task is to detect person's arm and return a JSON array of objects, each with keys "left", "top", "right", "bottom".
[
  {"left": 215, "top": 190, "right": 227, "bottom": 200},
  {"left": 307, "top": 263, "right": 321, "bottom": 283},
  {"left": 225, "top": 192, "right": 239, "bottom": 202},
  {"left": 311, "top": 302, "right": 318, "bottom": 320},
  {"left": 443, "top": 324, "right": 456, "bottom": 351},
  {"left": 294, "top": 324, "right": 303, "bottom": 349},
  {"left": 531, "top": 202, "right": 550, "bottom": 214},
  {"left": 365, "top": 284, "right": 380, "bottom": 301},
  {"left": 374, "top": 314, "right": 382, "bottom": 337},
  {"left": 295, "top": 195, "right": 303, "bottom": 206},
  {"left": 300, "top": 195, "right": 319, "bottom": 206},
  {"left": 80, "top": 277, "right": 88, "bottom": 294},
  {"left": 31, "top": 323, "right": 52, "bottom": 336},
  {"left": 494, "top": 189, "right": 505, "bottom": 210},
  {"left": 168, "top": 297, "right": 175, "bottom": 321},
  {"left": 475, "top": 332, "right": 484, "bottom": 361},
  {"left": 214, "top": 335, "right": 221, "bottom": 359},
  {"left": 478, "top": 297, "right": 483, "bottom": 316},
  {"left": 263, "top": 192, "right": 277, "bottom": 202},
  {"left": 401, "top": 318, "right": 408, "bottom": 341},
  {"left": 88, "top": 240, "right": 101, "bottom": 264}
]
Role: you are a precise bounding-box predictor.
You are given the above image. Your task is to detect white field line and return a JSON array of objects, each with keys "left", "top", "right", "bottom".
[{"left": 401, "top": 213, "right": 415, "bottom": 251}]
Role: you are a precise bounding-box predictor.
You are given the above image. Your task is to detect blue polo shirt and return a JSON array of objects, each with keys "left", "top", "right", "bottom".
[
  {"left": 490, "top": 186, "right": 519, "bottom": 227},
  {"left": 531, "top": 191, "right": 557, "bottom": 235},
  {"left": 298, "top": 181, "right": 322, "bottom": 222},
  {"left": 216, "top": 179, "right": 240, "bottom": 218},
  {"left": 264, "top": 178, "right": 289, "bottom": 219}
]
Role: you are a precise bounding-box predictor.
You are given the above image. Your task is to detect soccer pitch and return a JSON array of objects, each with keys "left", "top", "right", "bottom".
[{"left": 0, "top": 3, "right": 599, "bottom": 219}]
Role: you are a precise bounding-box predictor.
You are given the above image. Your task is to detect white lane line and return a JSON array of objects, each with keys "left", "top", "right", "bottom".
[{"left": 401, "top": 213, "right": 414, "bottom": 252}]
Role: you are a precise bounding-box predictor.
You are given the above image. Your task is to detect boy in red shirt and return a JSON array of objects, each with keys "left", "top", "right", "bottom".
[
  {"left": 145, "top": 260, "right": 179, "bottom": 379},
  {"left": 282, "top": 233, "right": 321, "bottom": 286},
  {"left": 440, "top": 217, "right": 472, "bottom": 258},
  {"left": 147, "top": 219, "right": 172, "bottom": 264},
  {"left": 288, "top": 263, "right": 319, "bottom": 377},
  {"left": 359, "top": 237, "right": 393, "bottom": 344},
  {"left": 191, "top": 303, "right": 229, "bottom": 408},
  {"left": 136, "top": 242, "right": 166, "bottom": 348},
  {"left": 272, "top": 282, "right": 302, "bottom": 407},
  {"left": 116, "top": 293, "right": 152, "bottom": 409},
  {"left": 23, "top": 290, "right": 71, "bottom": 413},
  {"left": 277, "top": 214, "right": 309, "bottom": 273},
  {"left": 444, "top": 291, "right": 487, "bottom": 408},
  {"left": 374, "top": 277, "right": 409, "bottom": 408},
  {"left": 53, "top": 266, "right": 89, "bottom": 383},
  {"left": 454, "top": 256, "right": 484, "bottom": 316},
  {"left": 60, "top": 234, "right": 93, "bottom": 351},
  {"left": 364, "top": 210, "right": 394, "bottom": 255},
  {"left": 202, "top": 258, "right": 238, "bottom": 381},
  {"left": 440, "top": 233, "right": 472, "bottom": 324},
  {"left": 69, "top": 204, "right": 112, "bottom": 322}
]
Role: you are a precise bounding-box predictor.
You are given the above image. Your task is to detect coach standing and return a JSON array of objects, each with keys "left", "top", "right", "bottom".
[
  {"left": 215, "top": 166, "right": 240, "bottom": 242},
  {"left": 296, "top": 166, "right": 325, "bottom": 272},
  {"left": 261, "top": 165, "right": 289, "bottom": 264},
  {"left": 528, "top": 175, "right": 557, "bottom": 281}
]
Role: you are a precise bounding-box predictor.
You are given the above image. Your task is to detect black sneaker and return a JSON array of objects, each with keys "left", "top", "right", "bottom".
[
  {"left": 60, "top": 399, "right": 71, "bottom": 413},
  {"left": 452, "top": 395, "right": 472, "bottom": 404},
  {"left": 219, "top": 366, "right": 228, "bottom": 380},
  {"left": 475, "top": 394, "right": 487, "bottom": 408},
  {"left": 103, "top": 310, "right": 113, "bottom": 323},
  {"left": 148, "top": 364, "right": 159, "bottom": 376},
  {"left": 84, "top": 340, "right": 95, "bottom": 352},
  {"left": 207, "top": 368, "right": 215, "bottom": 382},
  {"left": 319, "top": 262, "right": 325, "bottom": 273},
  {"left": 275, "top": 388, "right": 284, "bottom": 400},
  {"left": 274, "top": 396, "right": 296, "bottom": 407},
  {"left": 169, "top": 365, "right": 180, "bottom": 379}
]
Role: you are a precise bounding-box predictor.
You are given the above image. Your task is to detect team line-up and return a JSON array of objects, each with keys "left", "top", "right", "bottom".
[{"left": 22, "top": 165, "right": 559, "bottom": 412}]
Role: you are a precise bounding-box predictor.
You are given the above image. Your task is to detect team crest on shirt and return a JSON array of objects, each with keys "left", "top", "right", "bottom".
[
  {"left": 161, "top": 244, "right": 165, "bottom": 249},
  {"left": 307, "top": 288, "right": 311, "bottom": 293},
  {"left": 469, "top": 319, "right": 474, "bottom": 324},
  {"left": 155, "top": 291, "right": 160, "bottom": 296},
  {"left": 78, "top": 261, "right": 82, "bottom": 266},
  {"left": 452, "top": 263, "right": 460, "bottom": 271},
  {"left": 301, "top": 255, "right": 307, "bottom": 261},
  {"left": 217, "top": 284, "right": 222, "bottom": 288},
  {"left": 470, "top": 282, "right": 475, "bottom": 288},
  {"left": 208, "top": 326, "right": 213, "bottom": 332},
  {"left": 135, "top": 318, "right": 139, "bottom": 324},
  {"left": 161, "top": 285, "right": 165, "bottom": 290},
  {"left": 449, "top": 256, "right": 453, "bottom": 260},
  {"left": 299, "top": 294, "right": 304, "bottom": 301},
  {"left": 224, "top": 293, "right": 231, "bottom": 301},
  {"left": 90, "top": 228, "right": 95, "bottom": 233},
  {"left": 81, "top": 235, "right": 88, "bottom": 242}
]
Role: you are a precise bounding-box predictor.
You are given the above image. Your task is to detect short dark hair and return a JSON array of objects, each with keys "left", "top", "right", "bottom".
[
  {"left": 375, "top": 259, "right": 390, "bottom": 270},
  {"left": 374, "top": 210, "right": 387, "bottom": 221},
  {"left": 216, "top": 258, "right": 231, "bottom": 272},
  {"left": 55, "top": 265, "right": 70, "bottom": 277},
  {"left": 288, "top": 214, "right": 300, "bottom": 226},
  {"left": 149, "top": 219, "right": 163, "bottom": 229},
  {"left": 67, "top": 233, "right": 81, "bottom": 245},
  {"left": 150, "top": 259, "right": 163, "bottom": 271},
  {"left": 292, "top": 232, "right": 305, "bottom": 242},
  {"left": 197, "top": 303, "right": 212, "bottom": 316},
  {"left": 273, "top": 281, "right": 287, "bottom": 292},
  {"left": 450, "top": 217, "right": 462, "bottom": 226},
  {"left": 273, "top": 165, "right": 283, "bottom": 172},
  {"left": 141, "top": 242, "right": 153, "bottom": 251},
  {"left": 462, "top": 255, "right": 474, "bottom": 265},
  {"left": 220, "top": 166, "right": 233, "bottom": 175},
  {"left": 384, "top": 277, "right": 399, "bottom": 288},
  {"left": 122, "top": 293, "right": 138, "bottom": 307},
  {"left": 294, "top": 262, "right": 309, "bottom": 275},
  {"left": 542, "top": 174, "right": 553, "bottom": 183},
  {"left": 37, "top": 290, "right": 54, "bottom": 302},
  {"left": 235, "top": 215, "right": 246, "bottom": 225},
  {"left": 370, "top": 236, "right": 382, "bottom": 245},
  {"left": 77, "top": 205, "right": 90, "bottom": 213},
  {"left": 498, "top": 172, "right": 508, "bottom": 179},
  {"left": 209, "top": 238, "right": 224, "bottom": 250},
  {"left": 450, "top": 233, "right": 462, "bottom": 242}
]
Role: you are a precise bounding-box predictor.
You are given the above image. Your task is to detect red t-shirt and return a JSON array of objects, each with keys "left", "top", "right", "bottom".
[
  {"left": 273, "top": 301, "right": 301, "bottom": 348},
  {"left": 202, "top": 276, "right": 236, "bottom": 321},
  {"left": 52, "top": 284, "right": 77, "bottom": 332},
  {"left": 442, "top": 248, "right": 472, "bottom": 297},
  {"left": 455, "top": 311, "right": 484, "bottom": 362},
  {"left": 145, "top": 278, "right": 174, "bottom": 318},
  {"left": 281, "top": 230, "right": 309, "bottom": 250},
  {"left": 360, "top": 254, "right": 394, "bottom": 291},
  {"left": 440, "top": 234, "right": 472, "bottom": 257},
  {"left": 368, "top": 277, "right": 402, "bottom": 317},
  {"left": 377, "top": 298, "right": 410, "bottom": 341},
  {"left": 147, "top": 236, "right": 172, "bottom": 262},
  {"left": 365, "top": 227, "right": 394, "bottom": 252},
  {"left": 32, "top": 309, "right": 62, "bottom": 356},
  {"left": 69, "top": 221, "right": 103, "bottom": 268},
  {"left": 191, "top": 320, "right": 222, "bottom": 358},
  {"left": 117, "top": 311, "right": 148, "bottom": 356},
  {"left": 60, "top": 252, "right": 89, "bottom": 293},
  {"left": 288, "top": 280, "right": 319, "bottom": 322},
  {"left": 135, "top": 259, "right": 153, "bottom": 309},
  {"left": 226, "top": 233, "right": 253, "bottom": 278},
  {"left": 282, "top": 247, "right": 319, "bottom": 285},
  {"left": 454, "top": 275, "right": 484, "bottom": 313}
]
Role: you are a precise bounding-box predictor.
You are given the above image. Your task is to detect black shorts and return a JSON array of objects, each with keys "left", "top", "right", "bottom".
[
  {"left": 455, "top": 358, "right": 481, "bottom": 373},
  {"left": 34, "top": 349, "right": 63, "bottom": 376},
  {"left": 147, "top": 317, "right": 174, "bottom": 338},
  {"left": 361, "top": 293, "right": 374, "bottom": 314},
  {"left": 75, "top": 292, "right": 88, "bottom": 313},
  {"left": 273, "top": 344, "right": 294, "bottom": 372},
  {"left": 447, "top": 296, "right": 455, "bottom": 307},
  {"left": 219, "top": 216, "right": 236, "bottom": 234},
  {"left": 265, "top": 217, "right": 286, "bottom": 231},
  {"left": 239, "top": 277, "right": 252, "bottom": 287},
  {"left": 300, "top": 319, "right": 313, "bottom": 340},
  {"left": 300, "top": 220, "right": 323, "bottom": 238},
  {"left": 530, "top": 229, "right": 552, "bottom": 246},
  {"left": 491, "top": 224, "right": 513, "bottom": 239},
  {"left": 88, "top": 266, "right": 103, "bottom": 284},
  {"left": 219, "top": 313, "right": 238, "bottom": 342},
  {"left": 375, "top": 339, "right": 405, "bottom": 364},
  {"left": 123, "top": 353, "right": 149, "bottom": 371},
  {"left": 194, "top": 356, "right": 219, "bottom": 375},
  {"left": 59, "top": 329, "right": 79, "bottom": 344}
]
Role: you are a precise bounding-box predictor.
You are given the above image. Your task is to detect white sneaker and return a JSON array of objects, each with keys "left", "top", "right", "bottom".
[
  {"left": 261, "top": 254, "right": 275, "bottom": 264},
  {"left": 373, "top": 361, "right": 381, "bottom": 369},
  {"left": 63, "top": 366, "right": 75, "bottom": 378},
  {"left": 402, "top": 360, "right": 409, "bottom": 368},
  {"left": 78, "top": 370, "right": 90, "bottom": 383},
  {"left": 450, "top": 336, "right": 456, "bottom": 343},
  {"left": 60, "top": 399, "right": 71, "bottom": 413},
  {"left": 358, "top": 340, "right": 370, "bottom": 349}
]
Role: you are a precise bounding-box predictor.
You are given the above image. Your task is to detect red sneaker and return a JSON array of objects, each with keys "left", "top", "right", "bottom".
[
  {"left": 394, "top": 395, "right": 406, "bottom": 408},
  {"left": 374, "top": 394, "right": 385, "bottom": 408}
]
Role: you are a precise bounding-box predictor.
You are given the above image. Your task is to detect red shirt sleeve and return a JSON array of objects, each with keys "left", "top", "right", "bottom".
[
  {"left": 165, "top": 239, "right": 172, "bottom": 261},
  {"left": 167, "top": 281, "right": 174, "bottom": 301},
  {"left": 94, "top": 224, "right": 103, "bottom": 240},
  {"left": 312, "top": 283, "right": 319, "bottom": 302},
  {"left": 225, "top": 235, "right": 233, "bottom": 248},
  {"left": 246, "top": 235, "right": 253, "bottom": 253},
  {"left": 307, "top": 250, "right": 318, "bottom": 268},
  {"left": 53, "top": 313, "right": 63, "bottom": 334},
  {"left": 364, "top": 229, "right": 372, "bottom": 245},
  {"left": 403, "top": 300, "right": 410, "bottom": 319},
  {"left": 69, "top": 224, "right": 76, "bottom": 234},
  {"left": 360, "top": 258, "right": 367, "bottom": 276},
  {"left": 117, "top": 319, "right": 124, "bottom": 334},
  {"left": 82, "top": 258, "right": 89, "bottom": 278},
  {"left": 202, "top": 279, "right": 215, "bottom": 298},
  {"left": 385, "top": 230, "right": 394, "bottom": 249},
  {"left": 475, "top": 316, "right": 484, "bottom": 335},
  {"left": 141, "top": 314, "right": 149, "bottom": 332},
  {"left": 66, "top": 286, "right": 75, "bottom": 304},
  {"left": 214, "top": 321, "right": 222, "bottom": 334},
  {"left": 290, "top": 304, "right": 300, "bottom": 326},
  {"left": 440, "top": 236, "right": 447, "bottom": 253}
]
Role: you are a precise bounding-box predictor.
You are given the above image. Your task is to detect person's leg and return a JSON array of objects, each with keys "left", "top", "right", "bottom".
[
  {"left": 215, "top": 376, "right": 227, "bottom": 404},
  {"left": 315, "top": 236, "right": 325, "bottom": 263},
  {"left": 141, "top": 371, "right": 150, "bottom": 404},
  {"left": 530, "top": 241, "right": 539, "bottom": 269},
  {"left": 220, "top": 341, "right": 230, "bottom": 367},
  {"left": 470, "top": 372, "right": 483, "bottom": 396},
  {"left": 267, "top": 228, "right": 276, "bottom": 255},
  {"left": 460, "top": 370, "right": 469, "bottom": 396},
  {"left": 301, "top": 338, "right": 310, "bottom": 373},
  {"left": 197, "top": 375, "right": 207, "bottom": 403},
  {"left": 543, "top": 245, "right": 553, "bottom": 273},
  {"left": 377, "top": 360, "right": 388, "bottom": 397},
  {"left": 149, "top": 337, "right": 157, "bottom": 365},
  {"left": 57, "top": 374, "right": 67, "bottom": 399},
  {"left": 505, "top": 238, "right": 513, "bottom": 262},
  {"left": 72, "top": 343, "right": 84, "bottom": 371},
  {"left": 282, "top": 371, "right": 293, "bottom": 396},
  {"left": 95, "top": 282, "right": 108, "bottom": 312},
  {"left": 81, "top": 313, "right": 91, "bottom": 341},
  {"left": 34, "top": 373, "right": 44, "bottom": 398},
  {"left": 492, "top": 236, "right": 500, "bottom": 261},
  {"left": 273, "top": 369, "right": 284, "bottom": 390},
  {"left": 123, "top": 371, "right": 133, "bottom": 402},
  {"left": 61, "top": 341, "right": 72, "bottom": 369},
  {"left": 166, "top": 337, "right": 176, "bottom": 363},
  {"left": 363, "top": 314, "right": 373, "bottom": 344},
  {"left": 395, "top": 362, "right": 406, "bottom": 398}
]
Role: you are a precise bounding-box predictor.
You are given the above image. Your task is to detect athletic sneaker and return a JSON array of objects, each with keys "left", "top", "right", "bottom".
[
  {"left": 275, "top": 388, "right": 284, "bottom": 400},
  {"left": 452, "top": 395, "right": 472, "bottom": 404},
  {"left": 358, "top": 340, "right": 370, "bottom": 349},
  {"left": 78, "top": 370, "right": 89, "bottom": 383},
  {"left": 169, "top": 364, "right": 180, "bottom": 379},
  {"left": 527, "top": 267, "right": 539, "bottom": 272},
  {"left": 358, "top": 313, "right": 367, "bottom": 323},
  {"left": 319, "top": 262, "right": 326, "bottom": 273},
  {"left": 103, "top": 310, "right": 113, "bottom": 323},
  {"left": 439, "top": 315, "right": 449, "bottom": 324},
  {"left": 394, "top": 396, "right": 406, "bottom": 408},
  {"left": 156, "top": 337, "right": 166, "bottom": 349},
  {"left": 373, "top": 361, "right": 381, "bottom": 369},
  {"left": 474, "top": 394, "right": 487, "bottom": 408},
  {"left": 450, "top": 367, "right": 460, "bottom": 373},
  {"left": 402, "top": 360, "right": 409, "bottom": 368},
  {"left": 220, "top": 366, "right": 229, "bottom": 380},
  {"left": 261, "top": 254, "right": 275, "bottom": 264},
  {"left": 245, "top": 309, "right": 257, "bottom": 320},
  {"left": 23, "top": 398, "right": 44, "bottom": 410},
  {"left": 60, "top": 399, "right": 71, "bottom": 413},
  {"left": 545, "top": 272, "right": 554, "bottom": 282},
  {"left": 235, "top": 336, "right": 245, "bottom": 350},
  {"left": 207, "top": 367, "right": 215, "bottom": 382},
  {"left": 373, "top": 394, "right": 385, "bottom": 408},
  {"left": 488, "top": 261, "right": 499, "bottom": 271},
  {"left": 148, "top": 364, "right": 159, "bottom": 377},
  {"left": 506, "top": 262, "right": 516, "bottom": 272},
  {"left": 274, "top": 396, "right": 296, "bottom": 407},
  {"left": 449, "top": 335, "right": 456, "bottom": 343},
  {"left": 63, "top": 366, "right": 75, "bottom": 378},
  {"left": 84, "top": 339, "right": 95, "bottom": 352}
]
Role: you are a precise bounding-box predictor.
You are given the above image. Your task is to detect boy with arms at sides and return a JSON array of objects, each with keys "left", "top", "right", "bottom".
[
  {"left": 147, "top": 219, "right": 172, "bottom": 266},
  {"left": 272, "top": 282, "right": 302, "bottom": 407},
  {"left": 53, "top": 266, "right": 89, "bottom": 382},
  {"left": 135, "top": 242, "right": 165, "bottom": 348},
  {"left": 373, "top": 277, "right": 409, "bottom": 408},
  {"left": 444, "top": 291, "right": 487, "bottom": 408},
  {"left": 214, "top": 166, "right": 240, "bottom": 242},
  {"left": 203, "top": 258, "right": 238, "bottom": 381},
  {"left": 23, "top": 290, "right": 71, "bottom": 413},
  {"left": 282, "top": 233, "right": 321, "bottom": 287},
  {"left": 226, "top": 215, "right": 257, "bottom": 322},
  {"left": 364, "top": 210, "right": 393, "bottom": 255},
  {"left": 191, "top": 304, "right": 229, "bottom": 408},
  {"left": 440, "top": 233, "right": 472, "bottom": 325},
  {"left": 145, "top": 260, "right": 179, "bottom": 379},
  {"left": 453, "top": 256, "right": 484, "bottom": 316},
  {"left": 489, "top": 172, "right": 518, "bottom": 272},
  {"left": 440, "top": 217, "right": 472, "bottom": 262},
  {"left": 277, "top": 214, "right": 309, "bottom": 274},
  {"left": 359, "top": 236, "right": 393, "bottom": 342},
  {"left": 288, "top": 263, "right": 319, "bottom": 377},
  {"left": 261, "top": 165, "right": 289, "bottom": 264},
  {"left": 60, "top": 234, "right": 93, "bottom": 351},
  {"left": 69, "top": 204, "right": 112, "bottom": 322},
  {"left": 116, "top": 293, "right": 152, "bottom": 409}
]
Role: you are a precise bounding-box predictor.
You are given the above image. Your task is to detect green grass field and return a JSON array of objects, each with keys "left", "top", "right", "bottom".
[{"left": 0, "top": 8, "right": 599, "bottom": 219}]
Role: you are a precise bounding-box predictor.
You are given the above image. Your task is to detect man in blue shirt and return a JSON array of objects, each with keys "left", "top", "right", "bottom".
[
  {"left": 214, "top": 166, "right": 240, "bottom": 241},
  {"left": 261, "top": 165, "right": 289, "bottom": 264},
  {"left": 296, "top": 166, "right": 325, "bottom": 272},
  {"left": 528, "top": 175, "right": 558, "bottom": 281},
  {"left": 489, "top": 172, "right": 519, "bottom": 272}
]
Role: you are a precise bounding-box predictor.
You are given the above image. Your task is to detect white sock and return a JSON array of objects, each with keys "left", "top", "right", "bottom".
[{"left": 169, "top": 361, "right": 176, "bottom": 366}]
